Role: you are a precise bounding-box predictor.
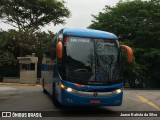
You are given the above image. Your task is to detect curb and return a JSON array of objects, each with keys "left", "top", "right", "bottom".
[{"left": 0, "top": 82, "right": 41, "bottom": 87}]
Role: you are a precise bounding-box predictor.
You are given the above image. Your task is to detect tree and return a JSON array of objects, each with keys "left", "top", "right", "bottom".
[
  {"left": 0, "top": 0, "right": 70, "bottom": 57},
  {"left": 89, "top": 0, "right": 160, "bottom": 88},
  {"left": 89, "top": 0, "right": 160, "bottom": 42},
  {"left": 0, "top": 0, "right": 71, "bottom": 31},
  {"left": 0, "top": 29, "right": 55, "bottom": 78},
  {"left": 0, "top": 0, "right": 70, "bottom": 79},
  {"left": 0, "top": 30, "right": 18, "bottom": 66}
]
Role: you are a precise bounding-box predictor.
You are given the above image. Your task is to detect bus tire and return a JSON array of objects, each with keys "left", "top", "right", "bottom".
[
  {"left": 52, "top": 84, "right": 61, "bottom": 107},
  {"left": 42, "top": 79, "right": 47, "bottom": 94}
]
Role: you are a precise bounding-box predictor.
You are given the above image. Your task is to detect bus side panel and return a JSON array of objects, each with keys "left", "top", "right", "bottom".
[
  {"left": 52, "top": 63, "right": 62, "bottom": 103},
  {"left": 41, "top": 60, "right": 53, "bottom": 95}
]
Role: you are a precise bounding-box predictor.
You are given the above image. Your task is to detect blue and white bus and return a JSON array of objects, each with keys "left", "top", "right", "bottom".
[{"left": 41, "top": 28, "right": 133, "bottom": 107}]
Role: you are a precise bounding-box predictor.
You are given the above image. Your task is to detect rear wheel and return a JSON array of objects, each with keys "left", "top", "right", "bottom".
[{"left": 52, "top": 84, "right": 61, "bottom": 107}]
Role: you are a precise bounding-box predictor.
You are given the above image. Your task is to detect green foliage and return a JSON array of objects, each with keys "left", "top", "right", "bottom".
[
  {"left": 0, "top": 0, "right": 69, "bottom": 78},
  {"left": 0, "top": 0, "right": 71, "bottom": 30},
  {"left": 0, "top": 30, "right": 18, "bottom": 66},
  {"left": 0, "top": 29, "right": 55, "bottom": 62},
  {"left": 89, "top": 0, "right": 160, "bottom": 40},
  {"left": 0, "top": 29, "right": 55, "bottom": 78},
  {"left": 89, "top": 0, "right": 160, "bottom": 88},
  {"left": 0, "top": 0, "right": 70, "bottom": 79}
]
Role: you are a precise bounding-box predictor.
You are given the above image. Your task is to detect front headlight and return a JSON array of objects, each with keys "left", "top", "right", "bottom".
[
  {"left": 61, "top": 83, "right": 75, "bottom": 93},
  {"left": 66, "top": 87, "right": 73, "bottom": 92},
  {"left": 114, "top": 88, "right": 123, "bottom": 94}
]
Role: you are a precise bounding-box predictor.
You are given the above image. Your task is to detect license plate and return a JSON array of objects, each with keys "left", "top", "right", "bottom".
[{"left": 90, "top": 100, "right": 101, "bottom": 104}]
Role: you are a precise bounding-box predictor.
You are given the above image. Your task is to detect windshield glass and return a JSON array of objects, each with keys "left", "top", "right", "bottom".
[
  {"left": 64, "top": 37, "right": 122, "bottom": 85},
  {"left": 95, "top": 39, "right": 120, "bottom": 83}
]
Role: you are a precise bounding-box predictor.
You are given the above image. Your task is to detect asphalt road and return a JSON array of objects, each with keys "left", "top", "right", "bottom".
[{"left": 0, "top": 84, "right": 159, "bottom": 120}]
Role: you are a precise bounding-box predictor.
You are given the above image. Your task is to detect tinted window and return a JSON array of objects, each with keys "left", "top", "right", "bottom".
[{"left": 63, "top": 37, "right": 122, "bottom": 85}]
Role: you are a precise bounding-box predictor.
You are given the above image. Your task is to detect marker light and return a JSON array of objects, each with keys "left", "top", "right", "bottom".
[{"left": 60, "top": 84, "right": 66, "bottom": 89}]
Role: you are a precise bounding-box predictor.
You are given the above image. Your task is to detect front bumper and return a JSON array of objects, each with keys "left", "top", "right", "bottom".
[{"left": 61, "top": 89, "right": 123, "bottom": 106}]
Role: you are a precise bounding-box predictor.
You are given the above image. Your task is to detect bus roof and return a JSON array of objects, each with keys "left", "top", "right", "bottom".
[{"left": 61, "top": 28, "right": 118, "bottom": 39}]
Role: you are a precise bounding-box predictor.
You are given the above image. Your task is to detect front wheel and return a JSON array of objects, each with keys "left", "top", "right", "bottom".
[{"left": 52, "top": 84, "right": 61, "bottom": 107}]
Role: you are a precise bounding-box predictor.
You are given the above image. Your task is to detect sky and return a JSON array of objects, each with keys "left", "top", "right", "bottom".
[{"left": 0, "top": 0, "right": 120, "bottom": 33}]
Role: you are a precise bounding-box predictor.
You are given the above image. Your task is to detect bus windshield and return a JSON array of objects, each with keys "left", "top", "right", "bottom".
[{"left": 64, "top": 37, "right": 122, "bottom": 85}]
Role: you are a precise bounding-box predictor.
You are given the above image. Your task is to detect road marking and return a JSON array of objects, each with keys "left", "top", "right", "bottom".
[{"left": 137, "top": 95, "right": 160, "bottom": 111}]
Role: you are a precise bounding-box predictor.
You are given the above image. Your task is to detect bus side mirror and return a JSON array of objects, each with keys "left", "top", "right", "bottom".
[
  {"left": 57, "top": 41, "right": 63, "bottom": 59},
  {"left": 120, "top": 45, "right": 134, "bottom": 63}
]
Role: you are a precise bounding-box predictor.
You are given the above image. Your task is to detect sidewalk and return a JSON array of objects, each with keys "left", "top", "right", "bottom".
[{"left": 0, "top": 82, "right": 41, "bottom": 86}]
